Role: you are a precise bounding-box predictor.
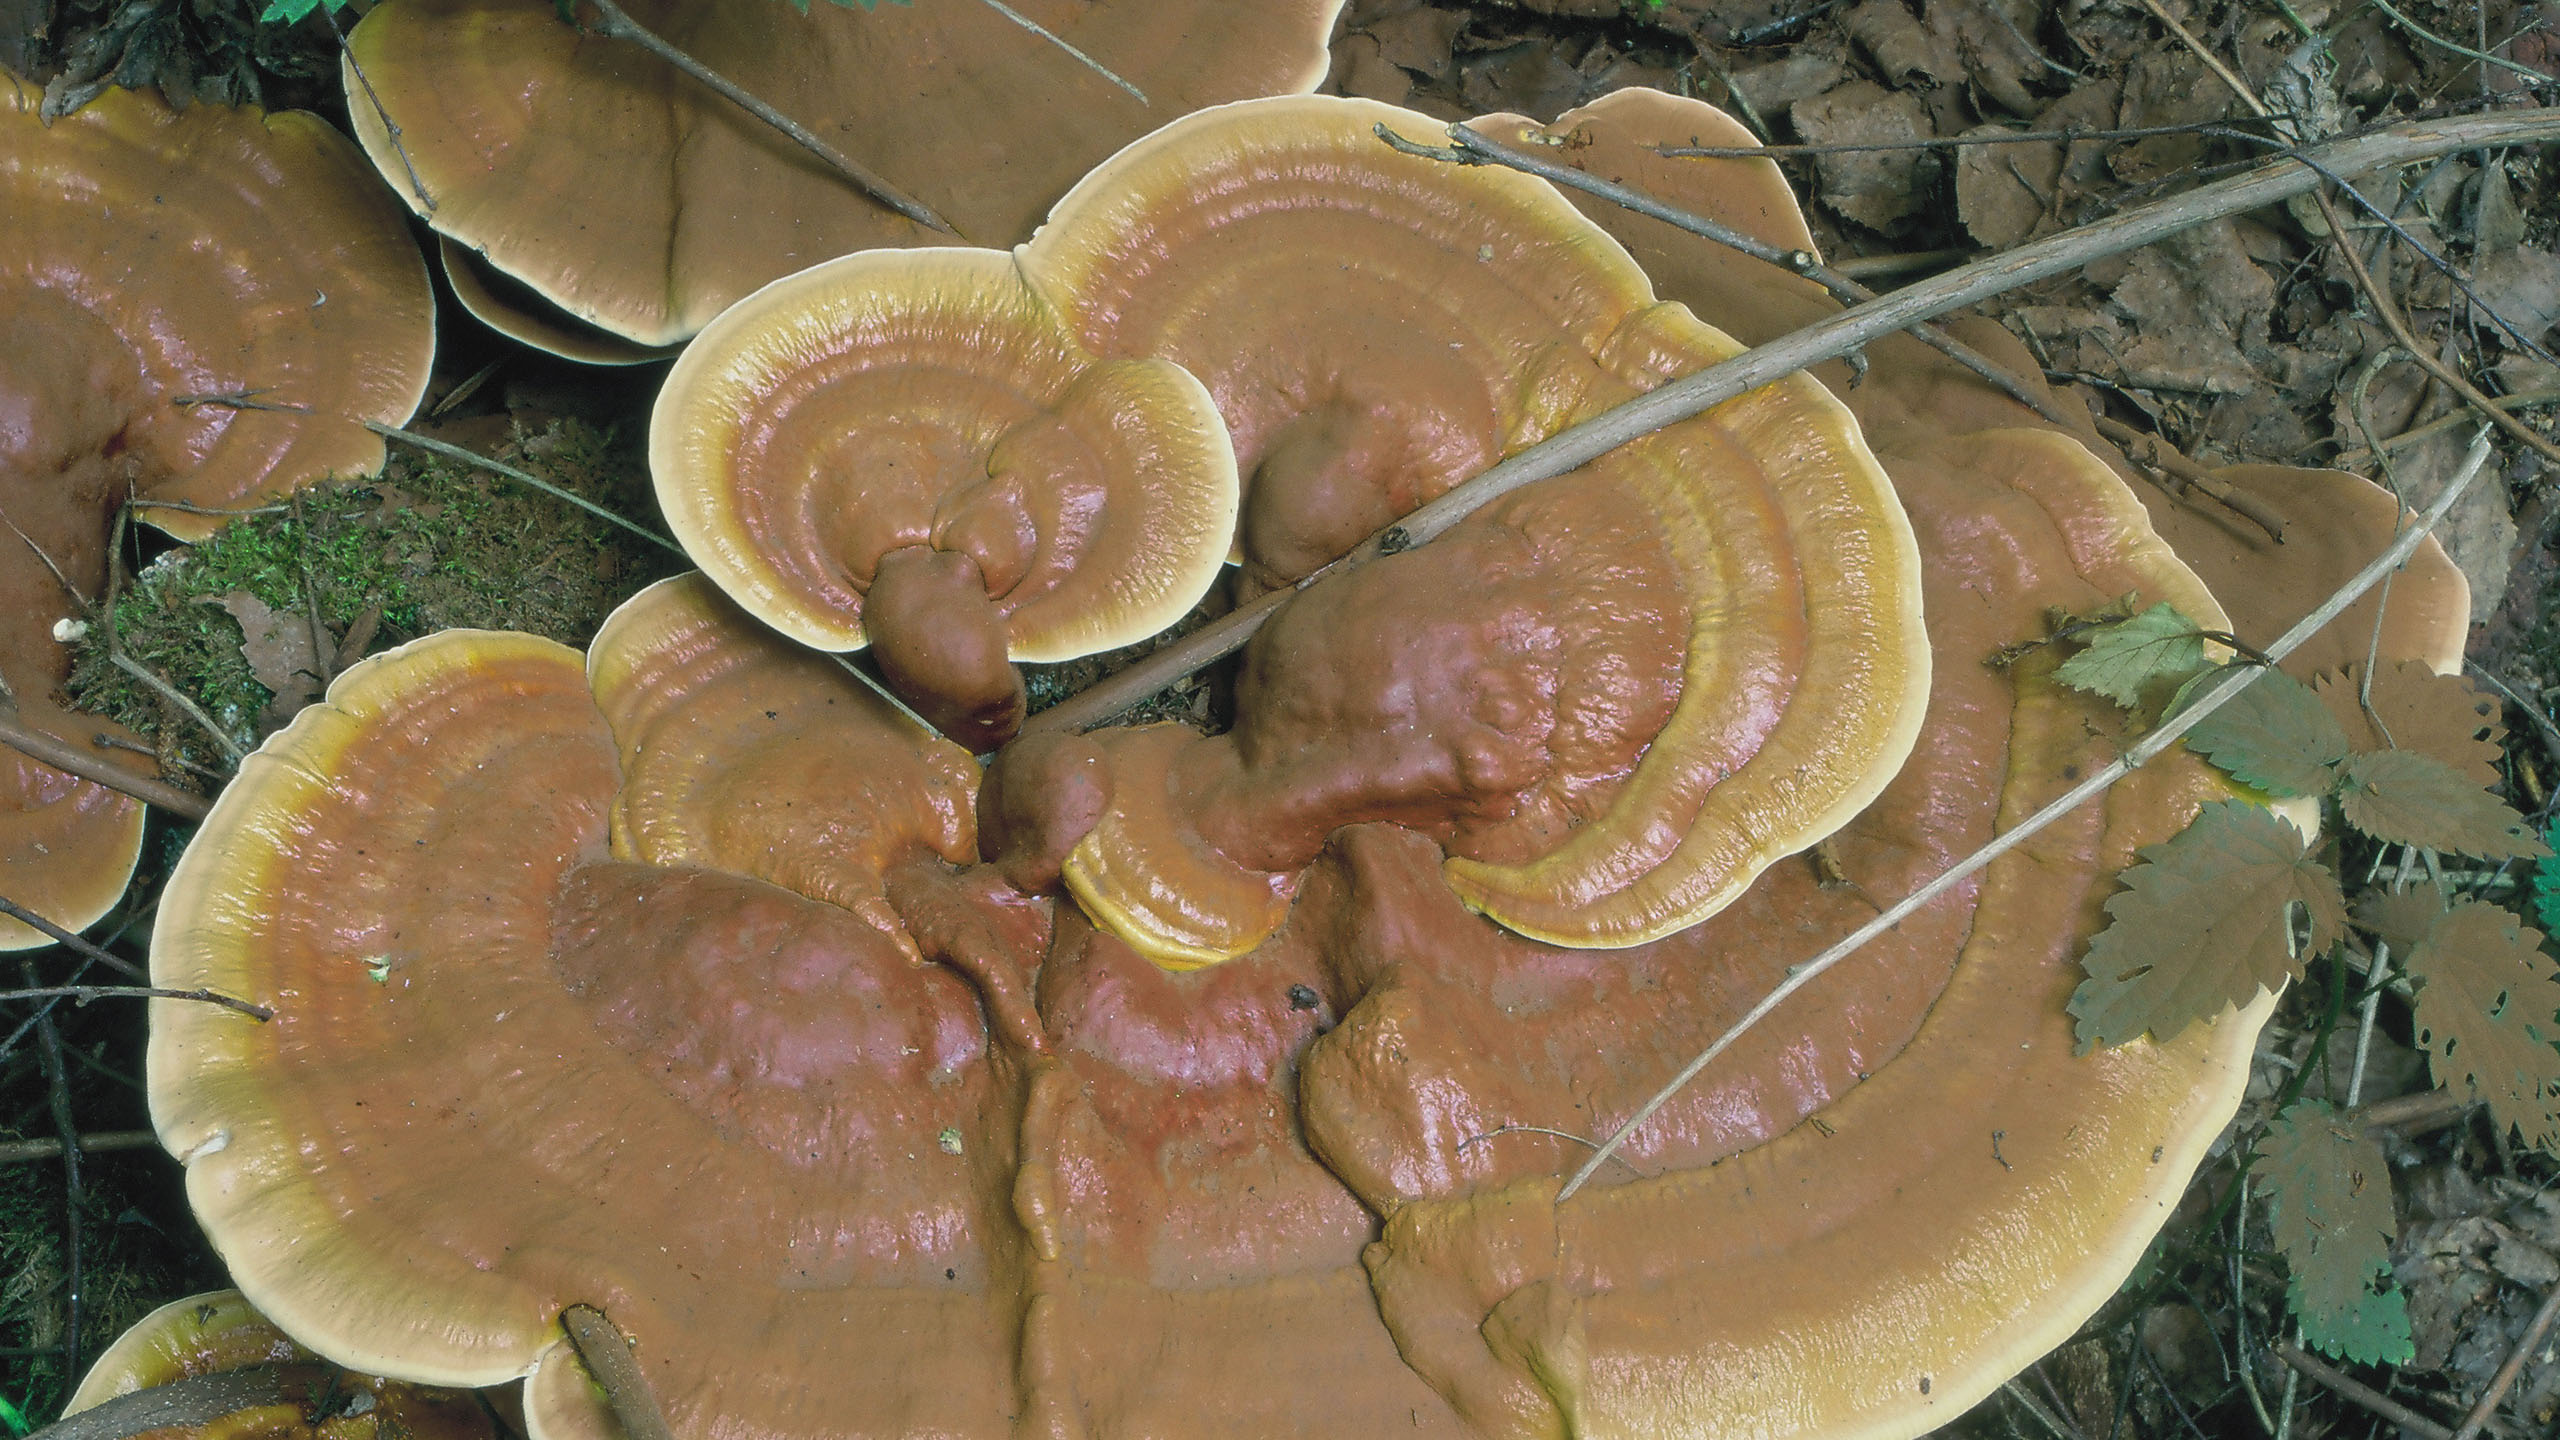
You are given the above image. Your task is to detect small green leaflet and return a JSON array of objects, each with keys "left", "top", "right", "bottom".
[
  {"left": 2052, "top": 601, "right": 2212, "bottom": 710},
  {"left": 0, "top": 1393, "right": 27, "bottom": 1440},
  {"left": 2335, "top": 749, "right": 2550, "bottom": 859},
  {"left": 2534, "top": 817, "right": 2560, "bottom": 935},
  {"left": 2254, "top": 1100, "right": 2414, "bottom": 1365},
  {"left": 259, "top": 0, "right": 356, "bottom": 21},
  {"left": 2179, "top": 666, "right": 2348, "bottom": 798},
  {"left": 2070, "top": 800, "right": 2347, "bottom": 1050},
  {"left": 2405, "top": 900, "right": 2560, "bottom": 1155}
]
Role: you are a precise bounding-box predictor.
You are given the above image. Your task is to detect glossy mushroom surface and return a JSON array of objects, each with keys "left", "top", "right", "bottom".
[
  {"left": 987, "top": 95, "right": 1926, "bottom": 960},
  {"left": 0, "top": 77, "right": 432, "bottom": 947},
  {"left": 342, "top": 0, "right": 1346, "bottom": 345},
  {"left": 651, "top": 248, "right": 1238, "bottom": 750}
]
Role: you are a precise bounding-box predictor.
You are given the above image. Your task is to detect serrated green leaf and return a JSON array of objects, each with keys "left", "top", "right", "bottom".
[
  {"left": 2534, "top": 818, "right": 2560, "bottom": 935},
  {"left": 2405, "top": 899, "right": 2560, "bottom": 1155},
  {"left": 2053, "top": 601, "right": 2213, "bottom": 710},
  {"left": 258, "top": 0, "right": 348, "bottom": 21},
  {"left": 2255, "top": 1100, "right": 2414, "bottom": 1365},
  {"left": 0, "top": 1394, "right": 26, "bottom": 1440},
  {"left": 2071, "top": 800, "right": 2347, "bottom": 1049},
  {"left": 2182, "top": 667, "right": 2349, "bottom": 797},
  {"left": 2335, "top": 749, "right": 2549, "bottom": 859}
]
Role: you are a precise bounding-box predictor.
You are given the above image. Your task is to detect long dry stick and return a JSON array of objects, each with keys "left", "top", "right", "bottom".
[
  {"left": 1426, "top": 120, "right": 2287, "bottom": 543},
  {"left": 22, "top": 1369, "right": 301, "bottom": 1440},
  {"left": 2449, "top": 1273, "right": 2560, "bottom": 1440},
  {"left": 1555, "top": 431, "right": 2496, "bottom": 1199},
  {"left": 1025, "top": 109, "right": 2560, "bottom": 738},
  {"left": 581, "top": 0, "right": 955, "bottom": 235},
  {"left": 0, "top": 713, "right": 211, "bottom": 820},
  {"left": 0, "top": 1129, "right": 155, "bottom": 1167}
]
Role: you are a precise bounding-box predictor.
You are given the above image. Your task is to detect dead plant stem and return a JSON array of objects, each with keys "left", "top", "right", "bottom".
[
  {"left": 0, "top": 1130, "right": 155, "bottom": 1167},
  {"left": 0, "top": 985, "right": 274, "bottom": 1022},
  {"left": 2448, "top": 1273, "right": 2560, "bottom": 1440},
  {"left": 2271, "top": 1343, "right": 2452, "bottom": 1439},
  {"left": 1025, "top": 109, "right": 2560, "bottom": 739},
  {"left": 0, "top": 714, "right": 211, "bottom": 820},
  {"left": 563, "top": 1305, "right": 678, "bottom": 1440},
  {"left": 1555, "top": 432, "right": 2495, "bottom": 1200},
  {"left": 0, "top": 897, "right": 147, "bottom": 980},
  {"left": 580, "top": 0, "right": 956, "bottom": 235},
  {"left": 22, "top": 1369, "right": 299, "bottom": 1440},
  {"left": 974, "top": 0, "right": 1145, "bottom": 105}
]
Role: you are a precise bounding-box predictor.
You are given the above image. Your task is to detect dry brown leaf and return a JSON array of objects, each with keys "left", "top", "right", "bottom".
[
  {"left": 214, "top": 590, "right": 325, "bottom": 734},
  {"left": 2405, "top": 900, "right": 2560, "bottom": 1154},
  {"left": 1955, "top": 125, "right": 2058, "bottom": 249},
  {"left": 1792, "top": 80, "right": 1937, "bottom": 234},
  {"left": 2071, "top": 800, "right": 2347, "bottom": 1049},
  {"left": 2313, "top": 663, "right": 2504, "bottom": 788}
]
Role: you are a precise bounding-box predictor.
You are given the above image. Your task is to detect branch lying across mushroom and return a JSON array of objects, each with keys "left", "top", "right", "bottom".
[
  {"left": 340, "top": 0, "right": 1346, "bottom": 346},
  {"left": 649, "top": 248, "right": 1239, "bottom": 750},
  {"left": 971, "top": 95, "right": 1926, "bottom": 962},
  {"left": 0, "top": 76, "right": 431, "bottom": 948},
  {"left": 65, "top": 1289, "right": 496, "bottom": 1440}
]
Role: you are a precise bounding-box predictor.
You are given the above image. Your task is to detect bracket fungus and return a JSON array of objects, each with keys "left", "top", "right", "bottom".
[
  {"left": 0, "top": 76, "right": 431, "bottom": 947},
  {"left": 144, "top": 87, "right": 2351, "bottom": 1440},
  {"left": 650, "top": 247, "right": 1240, "bottom": 751},
  {"left": 340, "top": 0, "right": 1346, "bottom": 346}
]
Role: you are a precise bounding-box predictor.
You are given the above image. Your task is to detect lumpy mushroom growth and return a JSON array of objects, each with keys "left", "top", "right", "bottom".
[{"left": 147, "top": 89, "right": 2415, "bottom": 1440}]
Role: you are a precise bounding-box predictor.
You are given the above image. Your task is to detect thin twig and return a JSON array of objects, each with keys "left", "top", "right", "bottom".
[
  {"left": 1656, "top": 118, "right": 2284, "bottom": 159},
  {"left": 2449, "top": 1274, "right": 2560, "bottom": 1440},
  {"left": 2321, "top": 188, "right": 2560, "bottom": 471},
  {"left": 1554, "top": 432, "right": 2496, "bottom": 1200},
  {"left": 2468, "top": 662, "right": 2560, "bottom": 768},
  {"left": 562, "top": 1306, "right": 677, "bottom": 1440},
  {"left": 2271, "top": 1343, "right": 2453, "bottom": 1440},
  {"left": 974, "top": 0, "right": 1145, "bottom": 105},
  {"left": 0, "top": 897, "right": 148, "bottom": 980},
  {"left": 0, "top": 984, "right": 274, "bottom": 1022},
  {"left": 1430, "top": 121, "right": 2084, "bottom": 428},
  {"left": 2336, "top": 386, "right": 2560, "bottom": 464},
  {"left": 0, "top": 713, "right": 211, "bottom": 820},
  {"left": 2366, "top": 0, "right": 2560, "bottom": 92},
  {"left": 580, "top": 0, "right": 956, "bottom": 236},
  {"left": 24, "top": 956, "right": 84, "bottom": 1382},
  {"left": 323, "top": 5, "right": 433, "bottom": 212},
  {"left": 2092, "top": 415, "right": 2290, "bottom": 541},
  {"left": 108, "top": 655, "right": 244, "bottom": 766},
  {"left": 0, "top": 1130, "right": 156, "bottom": 1167},
  {"left": 1023, "top": 110, "right": 2560, "bottom": 739}
]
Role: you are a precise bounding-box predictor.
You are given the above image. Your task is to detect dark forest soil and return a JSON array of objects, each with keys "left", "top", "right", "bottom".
[{"left": 6, "top": 1, "right": 2560, "bottom": 1437}]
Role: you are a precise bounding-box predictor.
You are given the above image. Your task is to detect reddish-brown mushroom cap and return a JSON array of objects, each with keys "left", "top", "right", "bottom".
[
  {"left": 67, "top": 1289, "right": 495, "bottom": 1440},
  {"left": 342, "top": 0, "right": 1347, "bottom": 345},
  {"left": 439, "top": 238, "right": 679, "bottom": 367},
  {"left": 1, "top": 76, "right": 432, "bottom": 948},
  {"left": 1004, "top": 95, "right": 1927, "bottom": 960},
  {"left": 650, "top": 247, "right": 1239, "bottom": 749}
]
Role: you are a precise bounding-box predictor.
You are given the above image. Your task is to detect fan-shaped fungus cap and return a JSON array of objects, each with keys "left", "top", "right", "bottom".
[
  {"left": 991, "top": 95, "right": 1925, "bottom": 961},
  {"left": 650, "top": 248, "right": 1238, "bottom": 750},
  {"left": 1, "top": 77, "right": 432, "bottom": 948},
  {"left": 341, "top": 0, "right": 1346, "bottom": 346},
  {"left": 1301, "top": 427, "right": 2273, "bottom": 1440},
  {"left": 67, "top": 1289, "right": 494, "bottom": 1440}
]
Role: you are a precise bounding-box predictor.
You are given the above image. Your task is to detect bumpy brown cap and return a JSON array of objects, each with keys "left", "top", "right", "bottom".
[
  {"left": 1, "top": 76, "right": 432, "bottom": 948},
  {"left": 342, "top": 0, "right": 1346, "bottom": 346},
  {"left": 67, "top": 1289, "right": 494, "bottom": 1440},
  {"left": 650, "top": 247, "right": 1238, "bottom": 749},
  {"left": 1004, "top": 95, "right": 1926, "bottom": 960}
]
